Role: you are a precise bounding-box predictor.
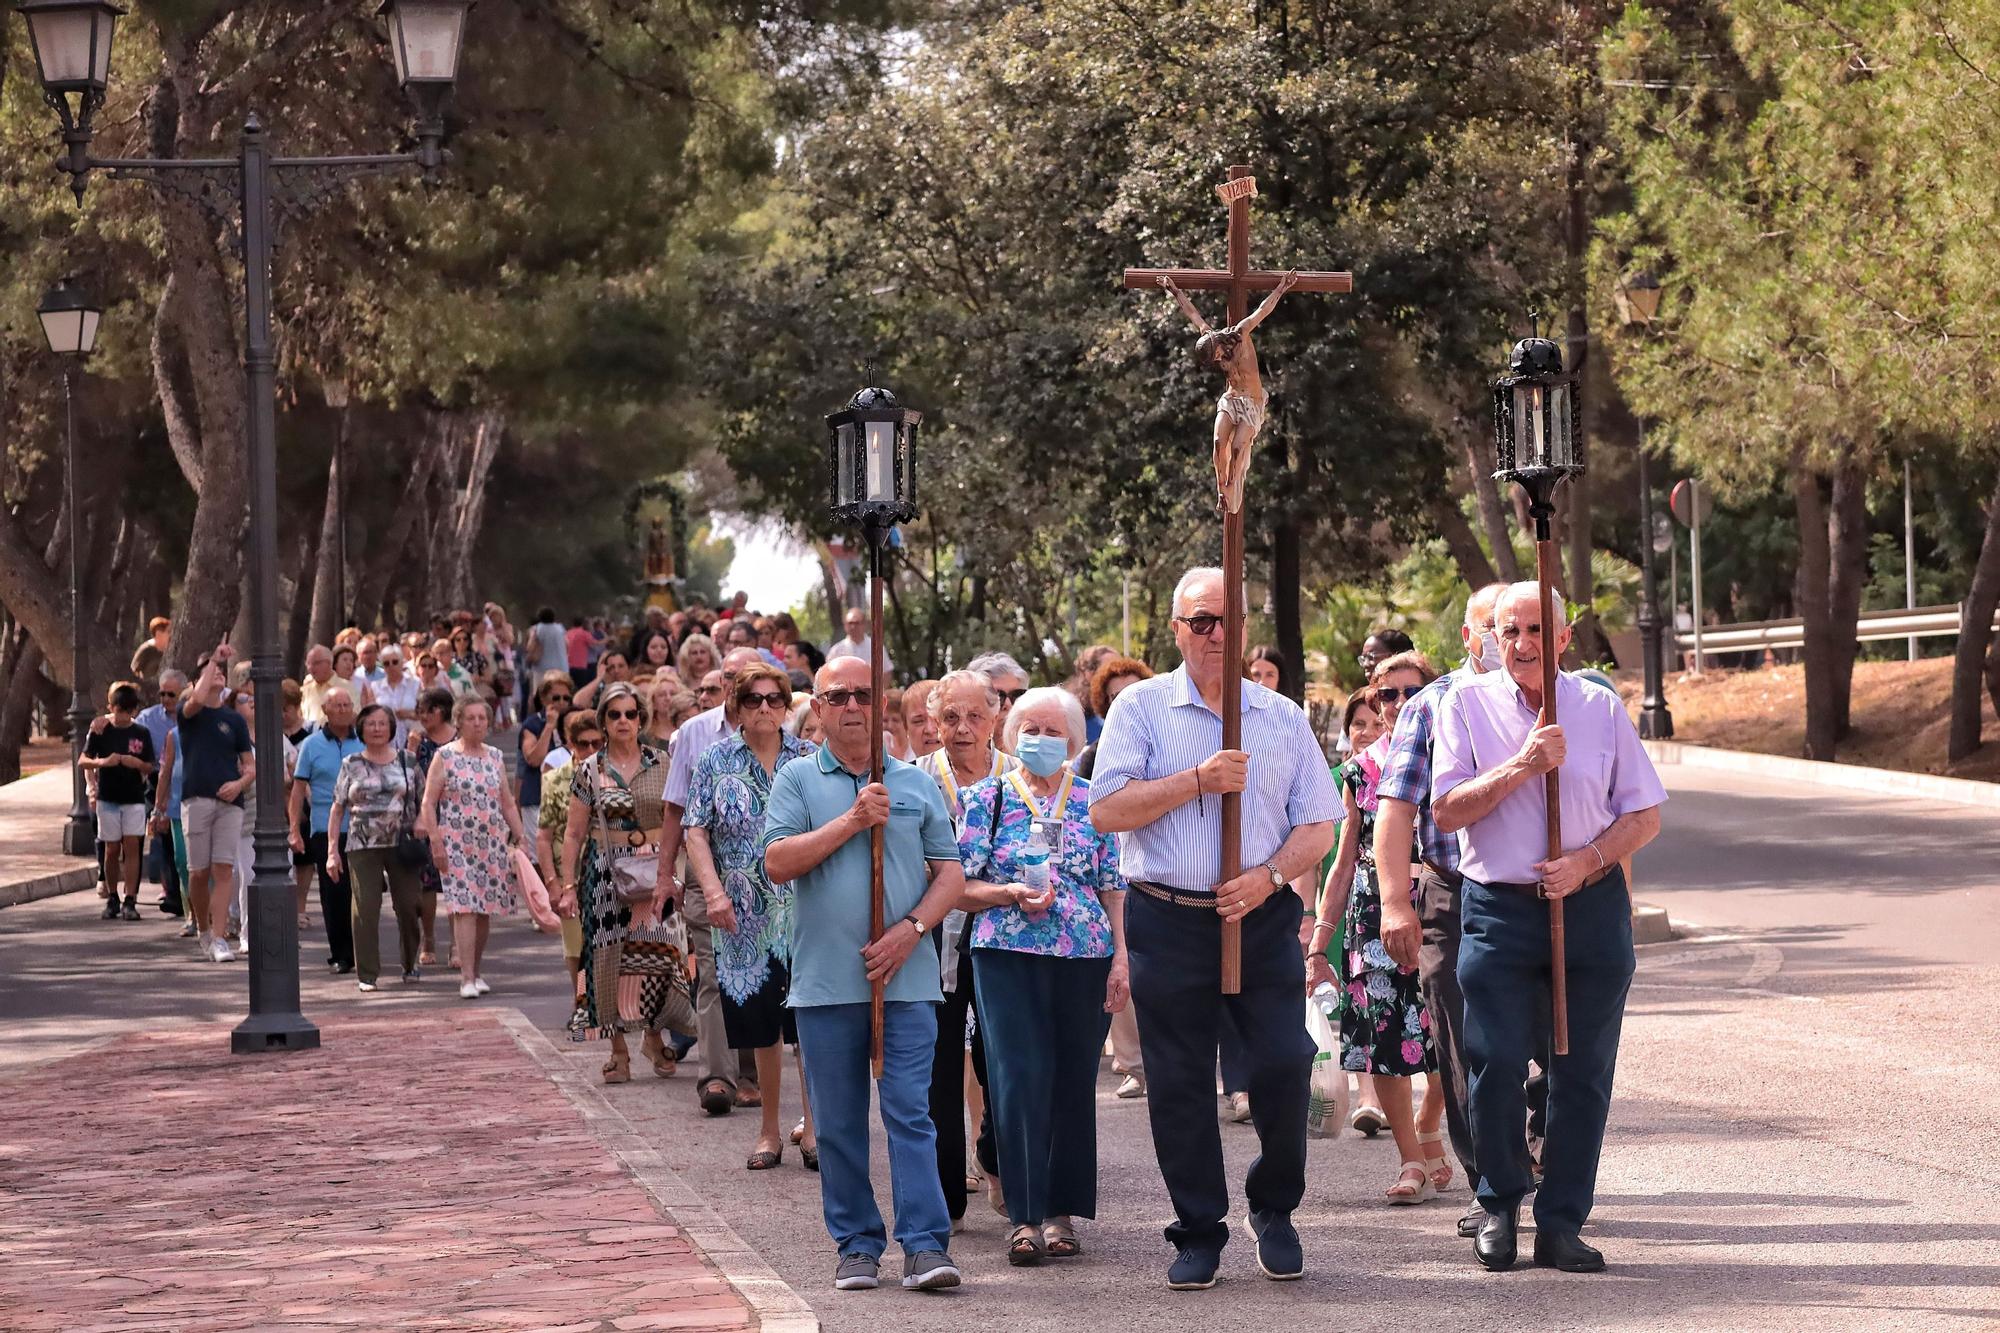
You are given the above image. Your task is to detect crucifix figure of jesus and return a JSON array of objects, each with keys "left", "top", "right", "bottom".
[{"left": 1124, "top": 164, "right": 1352, "bottom": 993}]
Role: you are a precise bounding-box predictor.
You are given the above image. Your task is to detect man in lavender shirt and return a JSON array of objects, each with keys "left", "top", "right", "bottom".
[{"left": 1433, "top": 582, "right": 1666, "bottom": 1275}]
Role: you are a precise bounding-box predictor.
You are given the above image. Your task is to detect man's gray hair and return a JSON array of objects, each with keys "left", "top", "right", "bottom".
[
  {"left": 157, "top": 668, "right": 189, "bottom": 691},
  {"left": 1173, "top": 566, "right": 1227, "bottom": 615},
  {"left": 965, "top": 651, "right": 1027, "bottom": 685},
  {"left": 1500, "top": 581, "right": 1569, "bottom": 627},
  {"left": 1001, "top": 686, "right": 1087, "bottom": 754},
  {"left": 1464, "top": 582, "right": 1510, "bottom": 632}
]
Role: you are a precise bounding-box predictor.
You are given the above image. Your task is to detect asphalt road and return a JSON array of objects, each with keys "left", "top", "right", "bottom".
[{"left": 2, "top": 763, "right": 1994, "bottom": 1331}]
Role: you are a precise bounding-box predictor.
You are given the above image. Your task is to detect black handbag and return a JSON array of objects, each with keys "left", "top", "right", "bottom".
[{"left": 392, "top": 753, "right": 431, "bottom": 868}]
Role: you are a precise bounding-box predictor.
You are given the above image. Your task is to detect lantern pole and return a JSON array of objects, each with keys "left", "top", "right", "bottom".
[
  {"left": 1492, "top": 338, "right": 1580, "bottom": 1058},
  {"left": 865, "top": 518, "right": 888, "bottom": 1079}
]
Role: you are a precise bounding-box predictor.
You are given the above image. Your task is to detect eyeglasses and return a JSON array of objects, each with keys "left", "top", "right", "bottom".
[
  {"left": 937, "top": 709, "right": 990, "bottom": 729},
  {"left": 605, "top": 707, "right": 641, "bottom": 721},
  {"left": 158, "top": 690, "right": 179, "bottom": 701},
  {"left": 995, "top": 689, "right": 1027, "bottom": 705},
  {"left": 545, "top": 693, "right": 572, "bottom": 704},
  {"left": 1174, "top": 613, "right": 1225, "bottom": 638},
  {"left": 741, "top": 692, "right": 789, "bottom": 711},
  {"left": 1374, "top": 685, "right": 1423, "bottom": 703},
  {"left": 820, "top": 688, "right": 873, "bottom": 708},
  {"left": 696, "top": 684, "right": 724, "bottom": 697},
  {"left": 571, "top": 735, "right": 604, "bottom": 752}
]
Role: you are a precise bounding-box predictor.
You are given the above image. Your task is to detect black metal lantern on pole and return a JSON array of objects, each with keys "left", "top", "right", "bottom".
[
  {"left": 1612, "top": 270, "right": 1673, "bottom": 739},
  {"left": 17, "top": 0, "right": 474, "bottom": 1055},
  {"left": 36, "top": 276, "right": 102, "bottom": 857},
  {"left": 824, "top": 383, "right": 920, "bottom": 1079},
  {"left": 1491, "top": 335, "right": 1582, "bottom": 1057}
]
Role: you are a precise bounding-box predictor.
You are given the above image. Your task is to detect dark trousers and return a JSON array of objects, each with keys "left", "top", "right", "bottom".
[
  {"left": 973, "top": 948, "right": 1112, "bottom": 1226},
  {"left": 307, "top": 831, "right": 354, "bottom": 969},
  {"left": 1460, "top": 868, "right": 1634, "bottom": 1236},
  {"left": 1219, "top": 1030, "right": 1249, "bottom": 1095},
  {"left": 1128, "top": 889, "right": 1313, "bottom": 1254},
  {"left": 929, "top": 947, "right": 994, "bottom": 1221},
  {"left": 152, "top": 828, "right": 183, "bottom": 908}
]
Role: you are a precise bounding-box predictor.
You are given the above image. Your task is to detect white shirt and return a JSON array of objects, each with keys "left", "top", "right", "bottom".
[{"left": 825, "top": 634, "right": 893, "bottom": 675}]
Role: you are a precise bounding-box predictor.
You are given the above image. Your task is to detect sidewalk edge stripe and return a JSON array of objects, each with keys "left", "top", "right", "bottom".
[
  {"left": 1644, "top": 738, "right": 2000, "bottom": 810},
  {"left": 495, "top": 1007, "right": 821, "bottom": 1333}
]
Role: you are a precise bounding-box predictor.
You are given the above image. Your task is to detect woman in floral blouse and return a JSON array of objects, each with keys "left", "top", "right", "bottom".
[
  {"left": 326, "top": 704, "right": 426, "bottom": 991},
  {"left": 683, "top": 664, "right": 819, "bottom": 1171},
  {"left": 957, "top": 687, "right": 1127, "bottom": 1268}
]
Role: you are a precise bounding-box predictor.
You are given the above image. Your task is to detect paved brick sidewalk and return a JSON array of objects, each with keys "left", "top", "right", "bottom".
[{"left": 0, "top": 1009, "right": 756, "bottom": 1332}]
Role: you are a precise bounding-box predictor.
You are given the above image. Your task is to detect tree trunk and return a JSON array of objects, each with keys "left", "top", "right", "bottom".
[
  {"left": 1947, "top": 468, "right": 2000, "bottom": 761},
  {"left": 0, "top": 635, "right": 46, "bottom": 786},
  {"left": 285, "top": 526, "right": 319, "bottom": 669},
  {"left": 307, "top": 446, "right": 344, "bottom": 647},
  {"left": 1826, "top": 458, "right": 1870, "bottom": 741},
  {"left": 1464, "top": 433, "right": 1522, "bottom": 582},
  {"left": 352, "top": 414, "right": 445, "bottom": 624},
  {"left": 1791, "top": 455, "right": 1840, "bottom": 761},
  {"left": 1433, "top": 493, "right": 1498, "bottom": 591},
  {"left": 1271, "top": 508, "right": 1304, "bottom": 703}
]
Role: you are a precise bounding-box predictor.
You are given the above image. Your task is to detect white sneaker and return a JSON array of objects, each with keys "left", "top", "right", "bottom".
[
  {"left": 210, "top": 937, "right": 236, "bottom": 963},
  {"left": 472, "top": 977, "right": 491, "bottom": 996},
  {"left": 1116, "top": 1074, "right": 1147, "bottom": 1099},
  {"left": 195, "top": 932, "right": 213, "bottom": 958},
  {"left": 459, "top": 981, "right": 479, "bottom": 1000},
  {"left": 357, "top": 981, "right": 377, "bottom": 993}
]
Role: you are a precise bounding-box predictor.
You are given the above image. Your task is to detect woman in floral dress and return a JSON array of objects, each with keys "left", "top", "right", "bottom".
[
  {"left": 683, "top": 664, "right": 818, "bottom": 1170},
  {"left": 956, "top": 687, "right": 1127, "bottom": 1266},
  {"left": 418, "top": 695, "right": 524, "bottom": 999},
  {"left": 1309, "top": 652, "right": 1446, "bottom": 1204},
  {"left": 559, "top": 682, "right": 679, "bottom": 1084}
]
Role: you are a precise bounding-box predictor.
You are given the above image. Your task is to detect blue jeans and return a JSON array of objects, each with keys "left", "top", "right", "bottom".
[
  {"left": 1459, "top": 868, "right": 1634, "bottom": 1236},
  {"left": 795, "top": 1000, "right": 951, "bottom": 1260}
]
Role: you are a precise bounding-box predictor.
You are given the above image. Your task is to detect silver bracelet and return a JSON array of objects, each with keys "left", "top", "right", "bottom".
[{"left": 1587, "top": 842, "right": 1607, "bottom": 871}]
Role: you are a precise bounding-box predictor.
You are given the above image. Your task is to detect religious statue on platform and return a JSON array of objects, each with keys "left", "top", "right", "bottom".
[
  {"left": 644, "top": 517, "right": 675, "bottom": 583},
  {"left": 1156, "top": 269, "right": 1298, "bottom": 514}
]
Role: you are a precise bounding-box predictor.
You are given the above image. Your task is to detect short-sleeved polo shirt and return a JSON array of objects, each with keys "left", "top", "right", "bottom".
[
  {"left": 293, "top": 728, "right": 363, "bottom": 835},
  {"left": 762, "top": 747, "right": 959, "bottom": 1008}
]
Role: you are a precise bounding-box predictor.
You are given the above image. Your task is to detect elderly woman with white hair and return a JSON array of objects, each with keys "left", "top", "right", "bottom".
[{"left": 956, "top": 685, "right": 1128, "bottom": 1267}]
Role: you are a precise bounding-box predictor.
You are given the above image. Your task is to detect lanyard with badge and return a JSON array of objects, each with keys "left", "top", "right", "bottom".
[
  {"left": 928, "top": 747, "right": 1006, "bottom": 829},
  {"left": 1003, "top": 766, "right": 1074, "bottom": 859}
]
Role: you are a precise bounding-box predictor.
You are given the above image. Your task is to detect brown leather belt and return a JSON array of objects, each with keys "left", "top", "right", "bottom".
[
  {"left": 1129, "top": 879, "right": 1219, "bottom": 909},
  {"left": 621, "top": 825, "right": 664, "bottom": 849}
]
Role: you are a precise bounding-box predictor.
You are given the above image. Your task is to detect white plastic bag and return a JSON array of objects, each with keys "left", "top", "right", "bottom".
[{"left": 1305, "top": 989, "right": 1348, "bottom": 1139}]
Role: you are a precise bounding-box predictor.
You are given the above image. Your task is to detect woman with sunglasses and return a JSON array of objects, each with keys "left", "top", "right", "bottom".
[
  {"left": 363, "top": 645, "right": 420, "bottom": 747},
  {"left": 541, "top": 709, "right": 606, "bottom": 1040},
  {"left": 519, "top": 671, "right": 576, "bottom": 830},
  {"left": 1308, "top": 650, "right": 1445, "bottom": 1204},
  {"left": 921, "top": 670, "right": 1020, "bottom": 1223},
  {"left": 560, "top": 682, "right": 679, "bottom": 1083},
  {"left": 682, "top": 664, "right": 820, "bottom": 1169}
]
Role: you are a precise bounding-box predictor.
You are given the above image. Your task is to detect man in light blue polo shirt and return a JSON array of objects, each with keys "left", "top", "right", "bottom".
[
  {"left": 289, "top": 690, "right": 362, "bottom": 974},
  {"left": 764, "top": 656, "right": 967, "bottom": 1295}
]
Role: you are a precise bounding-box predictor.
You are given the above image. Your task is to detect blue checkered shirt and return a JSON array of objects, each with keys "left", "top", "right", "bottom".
[{"left": 1375, "top": 665, "right": 1469, "bottom": 874}]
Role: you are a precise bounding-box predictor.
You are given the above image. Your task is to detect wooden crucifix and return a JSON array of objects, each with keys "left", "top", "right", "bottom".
[{"left": 1124, "top": 165, "right": 1352, "bottom": 994}]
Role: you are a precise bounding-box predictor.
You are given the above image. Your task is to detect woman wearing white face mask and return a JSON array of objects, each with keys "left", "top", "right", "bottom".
[{"left": 955, "top": 686, "right": 1128, "bottom": 1268}]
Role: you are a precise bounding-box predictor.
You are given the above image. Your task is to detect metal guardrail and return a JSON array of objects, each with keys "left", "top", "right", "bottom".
[{"left": 1672, "top": 603, "right": 1995, "bottom": 654}]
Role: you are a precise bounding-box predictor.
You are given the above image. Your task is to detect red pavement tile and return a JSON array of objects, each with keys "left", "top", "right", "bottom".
[{"left": 0, "top": 1010, "right": 756, "bottom": 1333}]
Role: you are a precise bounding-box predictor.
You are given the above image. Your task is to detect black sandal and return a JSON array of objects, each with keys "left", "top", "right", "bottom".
[
  {"left": 1007, "top": 1224, "right": 1044, "bottom": 1267},
  {"left": 746, "top": 1147, "right": 782, "bottom": 1170},
  {"left": 698, "top": 1078, "right": 734, "bottom": 1116},
  {"left": 801, "top": 1144, "right": 819, "bottom": 1172},
  {"left": 1042, "top": 1219, "right": 1081, "bottom": 1258}
]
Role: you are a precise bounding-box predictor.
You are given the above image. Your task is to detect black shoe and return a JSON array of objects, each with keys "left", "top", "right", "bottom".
[
  {"left": 100, "top": 897, "right": 121, "bottom": 920},
  {"left": 157, "top": 898, "right": 184, "bottom": 917},
  {"left": 1457, "top": 1200, "right": 1486, "bottom": 1239},
  {"left": 1533, "top": 1231, "right": 1605, "bottom": 1273},
  {"left": 334, "top": 962, "right": 354, "bottom": 975},
  {"left": 699, "top": 1079, "right": 734, "bottom": 1116},
  {"left": 121, "top": 899, "right": 140, "bottom": 921},
  {"left": 1244, "top": 1211, "right": 1303, "bottom": 1280},
  {"left": 1474, "top": 1209, "right": 1517, "bottom": 1271},
  {"left": 1166, "top": 1246, "right": 1221, "bottom": 1291}
]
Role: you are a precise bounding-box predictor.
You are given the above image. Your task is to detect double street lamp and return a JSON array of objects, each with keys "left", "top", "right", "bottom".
[
  {"left": 1612, "top": 271, "right": 1674, "bottom": 739},
  {"left": 35, "top": 277, "right": 102, "bottom": 857},
  {"left": 16, "top": 0, "right": 474, "bottom": 1054}
]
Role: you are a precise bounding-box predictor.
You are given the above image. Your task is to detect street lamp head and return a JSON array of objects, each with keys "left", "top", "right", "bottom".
[
  {"left": 16, "top": 0, "right": 121, "bottom": 95},
  {"left": 378, "top": 0, "right": 470, "bottom": 90},
  {"left": 1612, "top": 269, "right": 1663, "bottom": 328},
  {"left": 826, "top": 383, "right": 921, "bottom": 532},
  {"left": 37, "top": 276, "right": 101, "bottom": 357},
  {"left": 1492, "top": 336, "right": 1581, "bottom": 527}
]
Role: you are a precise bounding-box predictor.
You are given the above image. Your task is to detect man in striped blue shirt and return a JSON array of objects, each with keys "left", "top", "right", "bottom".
[
  {"left": 1372, "top": 581, "right": 1509, "bottom": 1240},
  {"left": 1089, "top": 566, "right": 1338, "bottom": 1291}
]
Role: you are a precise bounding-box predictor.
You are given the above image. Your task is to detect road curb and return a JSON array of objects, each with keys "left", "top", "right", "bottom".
[
  {"left": 1632, "top": 902, "right": 1673, "bottom": 945},
  {"left": 0, "top": 866, "right": 96, "bottom": 910},
  {"left": 1643, "top": 739, "right": 2000, "bottom": 810},
  {"left": 496, "top": 1007, "right": 820, "bottom": 1333}
]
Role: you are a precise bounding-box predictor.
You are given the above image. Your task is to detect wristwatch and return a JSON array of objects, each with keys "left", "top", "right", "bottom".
[
  {"left": 902, "top": 912, "right": 927, "bottom": 939},
  {"left": 1264, "top": 861, "right": 1285, "bottom": 889}
]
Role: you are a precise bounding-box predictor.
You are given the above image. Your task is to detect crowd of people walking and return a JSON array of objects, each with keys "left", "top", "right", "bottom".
[{"left": 82, "top": 574, "right": 1663, "bottom": 1294}]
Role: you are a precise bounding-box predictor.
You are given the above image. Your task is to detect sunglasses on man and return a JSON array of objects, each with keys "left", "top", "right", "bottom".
[
  {"left": 819, "top": 688, "right": 872, "bottom": 708},
  {"left": 1174, "top": 613, "right": 1225, "bottom": 638}
]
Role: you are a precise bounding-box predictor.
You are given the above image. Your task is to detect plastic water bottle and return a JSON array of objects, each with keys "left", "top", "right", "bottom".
[
  {"left": 1310, "top": 980, "right": 1341, "bottom": 1018},
  {"left": 1018, "top": 828, "right": 1052, "bottom": 917}
]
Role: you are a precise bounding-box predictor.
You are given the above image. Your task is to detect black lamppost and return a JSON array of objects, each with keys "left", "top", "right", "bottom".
[
  {"left": 17, "top": 0, "right": 473, "bottom": 1055},
  {"left": 36, "top": 276, "right": 102, "bottom": 857},
  {"left": 1612, "top": 271, "right": 1673, "bottom": 739},
  {"left": 824, "top": 383, "right": 919, "bottom": 1076}
]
